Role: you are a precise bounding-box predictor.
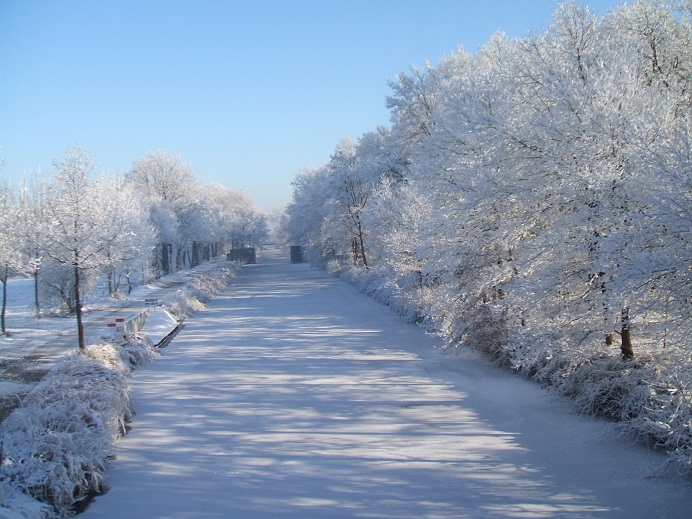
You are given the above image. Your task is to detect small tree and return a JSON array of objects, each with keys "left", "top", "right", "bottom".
[
  {"left": 42, "top": 146, "right": 110, "bottom": 351},
  {"left": 16, "top": 177, "right": 48, "bottom": 316},
  {"left": 0, "top": 181, "right": 24, "bottom": 335},
  {"left": 96, "top": 175, "right": 156, "bottom": 297},
  {"left": 321, "top": 137, "right": 374, "bottom": 269}
]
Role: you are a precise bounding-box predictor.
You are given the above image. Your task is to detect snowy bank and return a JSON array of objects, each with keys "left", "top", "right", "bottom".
[
  {"left": 0, "top": 337, "right": 157, "bottom": 518},
  {"left": 337, "top": 264, "right": 692, "bottom": 475},
  {"left": 0, "top": 263, "right": 235, "bottom": 518}
]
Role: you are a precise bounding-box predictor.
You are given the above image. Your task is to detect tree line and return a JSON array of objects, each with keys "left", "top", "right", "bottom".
[
  {"left": 282, "top": 0, "right": 691, "bottom": 454},
  {"left": 0, "top": 146, "right": 268, "bottom": 350}
]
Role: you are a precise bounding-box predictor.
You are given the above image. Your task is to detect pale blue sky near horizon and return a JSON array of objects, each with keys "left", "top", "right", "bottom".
[{"left": 1, "top": 0, "right": 622, "bottom": 212}]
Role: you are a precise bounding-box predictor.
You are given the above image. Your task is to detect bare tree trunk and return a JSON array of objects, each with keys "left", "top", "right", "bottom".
[
  {"left": 108, "top": 267, "right": 114, "bottom": 297},
  {"left": 1, "top": 265, "right": 8, "bottom": 335},
  {"left": 357, "top": 223, "right": 368, "bottom": 268},
  {"left": 621, "top": 307, "right": 634, "bottom": 360},
  {"left": 161, "top": 242, "right": 170, "bottom": 276},
  {"left": 74, "top": 264, "right": 86, "bottom": 352},
  {"left": 192, "top": 241, "right": 199, "bottom": 267},
  {"left": 33, "top": 268, "right": 40, "bottom": 318}
]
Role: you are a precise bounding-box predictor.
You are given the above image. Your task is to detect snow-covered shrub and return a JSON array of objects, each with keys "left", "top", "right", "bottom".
[
  {"left": 0, "top": 352, "right": 127, "bottom": 515},
  {"left": 93, "top": 332, "right": 160, "bottom": 370},
  {"left": 670, "top": 446, "right": 692, "bottom": 475},
  {"left": 188, "top": 269, "right": 232, "bottom": 302},
  {"left": 118, "top": 334, "right": 159, "bottom": 367},
  {"left": 559, "top": 355, "right": 657, "bottom": 420},
  {"left": 449, "top": 304, "right": 510, "bottom": 360},
  {"left": 504, "top": 331, "right": 587, "bottom": 384},
  {"left": 325, "top": 258, "right": 344, "bottom": 277},
  {"left": 0, "top": 478, "right": 52, "bottom": 518},
  {"left": 162, "top": 266, "right": 235, "bottom": 320},
  {"left": 0, "top": 336, "right": 158, "bottom": 518},
  {"left": 340, "top": 266, "right": 423, "bottom": 323},
  {"left": 508, "top": 342, "right": 692, "bottom": 468},
  {"left": 554, "top": 353, "right": 692, "bottom": 469},
  {"left": 163, "top": 289, "right": 205, "bottom": 321},
  {"left": 617, "top": 367, "right": 692, "bottom": 454}
]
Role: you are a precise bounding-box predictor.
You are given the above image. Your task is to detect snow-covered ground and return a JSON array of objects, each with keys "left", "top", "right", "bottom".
[
  {"left": 0, "top": 265, "right": 217, "bottom": 409},
  {"left": 80, "top": 248, "right": 691, "bottom": 518}
]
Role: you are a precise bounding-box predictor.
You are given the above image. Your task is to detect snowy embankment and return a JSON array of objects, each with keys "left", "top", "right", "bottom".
[
  {"left": 338, "top": 265, "right": 692, "bottom": 474},
  {"left": 0, "top": 263, "right": 236, "bottom": 518}
]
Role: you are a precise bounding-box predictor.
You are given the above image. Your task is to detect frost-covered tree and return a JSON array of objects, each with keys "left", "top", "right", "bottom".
[
  {"left": 147, "top": 199, "right": 179, "bottom": 277},
  {"left": 128, "top": 152, "right": 269, "bottom": 273},
  {"left": 128, "top": 150, "right": 196, "bottom": 204},
  {"left": 198, "top": 184, "right": 268, "bottom": 254},
  {"left": 128, "top": 150, "right": 198, "bottom": 276},
  {"left": 15, "top": 177, "right": 48, "bottom": 316},
  {"left": 325, "top": 137, "right": 371, "bottom": 268},
  {"left": 97, "top": 175, "right": 157, "bottom": 296},
  {"left": 0, "top": 181, "right": 24, "bottom": 335},
  {"left": 42, "top": 146, "right": 113, "bottom": 351},
  {"left": 226, "top": 201, "right": 269, "bottom": 251},
  {"left": 601, "top": 0, "right": 692, "bottom": 358},
  {"left": 283, "top": 165, "right": 332, "bottom": 265},
  {"left": 312, "top": 133, "right": 403, "bottom": 270},
  {"left": 386, "top": 63, "right": 440, "bottom": 145},
  {"left": 192, "top": 183, "right": 228, "bottom": 258}
]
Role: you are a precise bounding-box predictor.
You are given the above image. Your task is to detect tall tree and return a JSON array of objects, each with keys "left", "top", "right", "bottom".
[
  {"left": 43, "top": 146, "right": 108, "bottom": 351},
  {"left": 0, "top": 181, "right": 24, "bottom": 335},
  {"left": 16, "top": 178, "right": 47, "bottom": 316},
  {"left": 128, "top": 150, "right": 198, "bottom": 276},
  {"left": 97, "top": 175, "right": 156, "bottom": 296},
  {"left": 283, "top": 166, "right": 332, "bottom": 265}
]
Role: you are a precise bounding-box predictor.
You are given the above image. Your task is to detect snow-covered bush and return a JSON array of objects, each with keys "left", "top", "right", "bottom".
[
  {"left": 162, "top": 265, "right": 236, "bottom": 320},
  {"left": 0, "top": 478, "right": 52, "bottom": 519},
  {"left": 616, "top": 364, "right": 692, "bottom": 455},
  {"left": 339, "top": 266, "right": 423, "bottom": 324},
  {"left": 188, "top": 269, "right": 233, "bottom": 302},
  {"left": 115, "top": 334, "right": 159, "bottom": 367},
  {"left": 0, "top": 336, "right": 158, "bottom": 517}
]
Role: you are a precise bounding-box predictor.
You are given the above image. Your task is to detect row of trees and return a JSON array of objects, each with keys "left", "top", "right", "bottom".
[
  {"left": 283, "top": 1, "right": 690, "bottom": 386},
  {"left": 0, "top": 147, "right": 268, "bottom": 350}
]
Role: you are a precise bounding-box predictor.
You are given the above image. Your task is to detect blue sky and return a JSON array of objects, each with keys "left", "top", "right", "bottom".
[{"left": 1, "top": 0, "right": 621, "bottom": 212}]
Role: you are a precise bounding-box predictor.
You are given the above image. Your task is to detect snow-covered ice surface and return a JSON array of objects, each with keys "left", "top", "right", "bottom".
[{"left": 81, "top": 249, "right": 691, "bottom": 519}]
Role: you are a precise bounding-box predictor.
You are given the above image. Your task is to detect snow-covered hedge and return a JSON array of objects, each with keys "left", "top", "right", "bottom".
[
  {"left": 162, "top": 265, "right": 237, "bottom": 321},
  {"left": 341, "top": 264, "right": 692, "bottom": 474},
  {"left": 0, "top": 336, "right": 158, "bottom": 518},
  {"left": 338, "top": 266, "right": 425, "bottom": 325}
]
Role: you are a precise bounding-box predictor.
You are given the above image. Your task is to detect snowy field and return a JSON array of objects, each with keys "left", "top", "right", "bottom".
[{"left": 80, "top": 249, "right": 691, "bottom": 519}]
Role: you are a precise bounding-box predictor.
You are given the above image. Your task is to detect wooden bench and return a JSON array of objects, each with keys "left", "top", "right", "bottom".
[{"left": 145, "top": 298, "right": 159, "bottom": 307}]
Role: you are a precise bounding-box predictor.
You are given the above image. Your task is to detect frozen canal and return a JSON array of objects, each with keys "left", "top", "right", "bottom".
[{"left": 82, "top": 249, "right": 691, "bottom": 518}]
